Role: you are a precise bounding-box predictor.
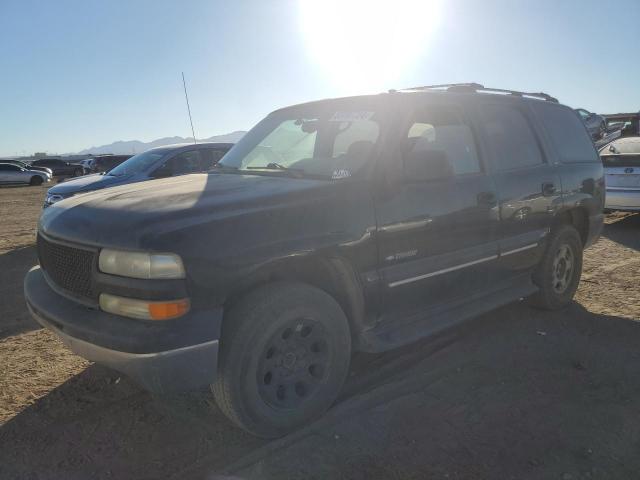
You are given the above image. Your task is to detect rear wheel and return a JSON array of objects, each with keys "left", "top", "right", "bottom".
[
  {"left": 212, "top": 282, "right": 351, "bottom": 438},
  {"left": 29, "top": 176, "right": 43, "bottom": 186},
  {"left": 73, "top": 168, "right": 83, "bottom": 177},
  {"left": 530, "top": 225, "right": 583, "bottom": 310}
]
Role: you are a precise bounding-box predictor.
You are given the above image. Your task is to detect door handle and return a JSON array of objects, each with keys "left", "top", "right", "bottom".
[
  {"left": 542, "top": 182, "right": 556, "bottom": 196},
  {"left": 477, "top": 191, "right": 497, "bottom": 206}
]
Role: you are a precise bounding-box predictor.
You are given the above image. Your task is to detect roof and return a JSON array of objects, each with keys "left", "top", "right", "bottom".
[{"left": 273, "top": 83, "right": 563, "bottom": 115}]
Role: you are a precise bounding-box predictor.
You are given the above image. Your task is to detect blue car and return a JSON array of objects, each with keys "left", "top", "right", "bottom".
[{"left": 44, "top": 142, "right": 233, "bottom": 207}]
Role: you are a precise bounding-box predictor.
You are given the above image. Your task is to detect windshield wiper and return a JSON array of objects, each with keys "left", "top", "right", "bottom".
[
  {"left": 246, "top": 162, "right": 289, "bottom": 170},
  {"left": 245, "top": 163, "right": 305, "bottom": 177}
]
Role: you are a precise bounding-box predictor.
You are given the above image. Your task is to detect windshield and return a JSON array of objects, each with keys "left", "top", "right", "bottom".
[
  {"left": 107, "top": 150, "right": 165, "bottom": 176},
  {"left": 219, "top": 108, "right": 382, "bottom": 179}
]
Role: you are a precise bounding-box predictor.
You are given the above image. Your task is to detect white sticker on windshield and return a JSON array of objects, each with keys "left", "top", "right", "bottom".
[
  {"left": 330, "top": 111, "right": 374, "bottom": 122},
  {"left": 332, "top": 169, "right": 352, "bottom": 180}
]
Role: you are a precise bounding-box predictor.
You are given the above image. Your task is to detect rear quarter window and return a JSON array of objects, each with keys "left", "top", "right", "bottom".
[{"left": 532, "top": 104, "right": 599, "bottom": 164}]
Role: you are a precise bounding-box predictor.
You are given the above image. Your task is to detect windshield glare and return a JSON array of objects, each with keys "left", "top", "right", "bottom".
[
  {"left": 107, "top": 151, "right": 165, "bottom": 176},
  {"left": 220, "top": 110, "right": 381, "bottom": 179}
]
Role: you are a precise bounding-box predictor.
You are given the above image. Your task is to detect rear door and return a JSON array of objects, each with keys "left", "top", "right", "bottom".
[
  {"left": 475, "top": 100, "right": 562, "bottom": 278},
  {"left": 0, "top": 164, "right": 11, "bottom": 183},
  {"left": 375, "top": 99, "right": 500, "bottom": 318},
  {"left": 0, "top": 164, "right": 27, "bottom": 184}
]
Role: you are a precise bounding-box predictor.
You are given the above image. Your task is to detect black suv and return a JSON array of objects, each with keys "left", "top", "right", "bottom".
[
  {"left": 24, "top": 84, "right": 604, "bottom": 438},
  {"left": 31, "top": 158, "right": 84, "bottom": 177}
]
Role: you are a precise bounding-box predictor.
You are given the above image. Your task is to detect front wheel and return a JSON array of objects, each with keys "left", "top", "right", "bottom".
[
  {"left": 212, "top": 282, "right": 351, "bottom": 438},
  {"left": 530, "top": 225, "right": 583, "bottom": 310}
]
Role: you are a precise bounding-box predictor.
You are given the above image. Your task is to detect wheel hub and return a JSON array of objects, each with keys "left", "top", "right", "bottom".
[
  {"left": 551, "top": 243, "right": 574, "bottom": 294},
  {"left": 257, "top": 319, "right": 330, "bottom": 409}
]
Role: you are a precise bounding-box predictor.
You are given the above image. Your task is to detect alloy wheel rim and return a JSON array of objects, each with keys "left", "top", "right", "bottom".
[
  {"left": 551, "top": 243, "right": 574, "bottom": 294},
  {"left": 257, "top": 318, "right": 331, "bottom": 410}
]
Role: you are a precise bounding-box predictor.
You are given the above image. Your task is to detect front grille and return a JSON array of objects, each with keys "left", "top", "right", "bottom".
[{"left": 37, "top": 234, "right": 97, "bottom": 301}]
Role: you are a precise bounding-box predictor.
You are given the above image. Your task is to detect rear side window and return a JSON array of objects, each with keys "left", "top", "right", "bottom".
[
  {"left": 405, "top": 106, "right": 481, "bottom": 176},
  {"left": 165, "top": 150, "right": 203, "bottom": 175},
  {"left": 533, "top": 104, "right": 599, "bottom": 164},
  {"left": 482, "top": 105, "right": 544, "bottom": 171}
]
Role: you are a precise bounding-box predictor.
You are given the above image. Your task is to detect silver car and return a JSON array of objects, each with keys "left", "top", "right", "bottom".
[
  {"left": 600, "top": 137, "right": 640, "bottom": 211},
  {"left": 0, "top": 162, "right": 51, "bottom": 186}
]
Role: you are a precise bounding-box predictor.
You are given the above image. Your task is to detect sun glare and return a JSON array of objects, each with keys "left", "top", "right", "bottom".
[{"left": 299, "top": 0, "right": 441, "bottom": 93}]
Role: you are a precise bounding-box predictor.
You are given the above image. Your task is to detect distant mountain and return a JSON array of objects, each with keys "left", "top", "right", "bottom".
[{"left": 74, "top": 131, "right": 246, "bottom": 155}]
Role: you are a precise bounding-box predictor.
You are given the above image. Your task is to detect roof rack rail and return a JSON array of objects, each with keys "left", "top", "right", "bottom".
[{"left": 395, "top": 83, "right": 559, "bottom": 103}]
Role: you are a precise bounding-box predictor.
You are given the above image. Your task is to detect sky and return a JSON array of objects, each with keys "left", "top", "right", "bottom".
[{"left": 0, "top": 0, "right": 639, "bottom": 157}]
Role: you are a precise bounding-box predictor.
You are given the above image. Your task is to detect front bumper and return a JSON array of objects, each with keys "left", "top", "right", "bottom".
[
  {"left": 605, "top": 188, "right": 640, "bottom": 212},
  {"left": 24, "top": 266, "right": 221, "bottom": 393}
]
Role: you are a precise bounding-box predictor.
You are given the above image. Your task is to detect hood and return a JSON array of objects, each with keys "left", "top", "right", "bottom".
[
  {"left": 39, "top": 172, "right": 338, "bottom": 249},
  {"left": 47, "top": 173, "right": 130, "bottom": 196}
]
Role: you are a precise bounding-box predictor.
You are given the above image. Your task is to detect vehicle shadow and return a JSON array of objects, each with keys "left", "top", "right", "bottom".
[
  {"left": 0, "top": 245, "right": 40, "bottom": 339},
  {"left": 3, "top": 300, "right": 640, "bottom": 479},
  {"left": 603, "top": 213, "right": 640, "bottom": 250}
]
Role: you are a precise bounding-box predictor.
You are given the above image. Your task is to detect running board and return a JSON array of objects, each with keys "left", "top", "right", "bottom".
[{"left": 355, "top": 276, "right": 537, "bottom": 353}]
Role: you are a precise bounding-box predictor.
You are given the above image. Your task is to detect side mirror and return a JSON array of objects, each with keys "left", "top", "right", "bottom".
[
  {"left": 404, "top": 149, "right": 454, "bottom": 182},
  {"left": 152, "top": 165, "right": 172, "bottom": 178}
]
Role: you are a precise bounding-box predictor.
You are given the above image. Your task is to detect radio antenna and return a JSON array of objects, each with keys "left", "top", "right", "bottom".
[{"left": 182, "top": 72, "right": 197, "bottom": 144}]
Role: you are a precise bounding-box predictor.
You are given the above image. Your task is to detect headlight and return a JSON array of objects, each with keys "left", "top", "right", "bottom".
[
  {"left": 45, "top": 193, "right": 65, "bottom": 205},
  {"left": 98, "top": 249, "right": 186, "bottom": 279}
]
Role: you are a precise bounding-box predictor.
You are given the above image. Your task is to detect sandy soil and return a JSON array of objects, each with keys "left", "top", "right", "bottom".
[{"left": 1, "top": 184, "right": 639, "bottom": 479}]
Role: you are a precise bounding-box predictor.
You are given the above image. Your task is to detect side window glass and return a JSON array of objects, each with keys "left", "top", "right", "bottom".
[
  {"left": 404, "top": 106, "right": 481, "bottom": 180},
  {"left": 533, "top": 104, "right": 599, "bottom": 164},
  {"left": 165, "top": 150, "right": 202, "bottom": 175},
  {"left": 333, "top": 120, "right": 380, "bottom": 157},
  {"left": 482, "top": 105, "right": 543, "bottom": 170},
  {"left": 201, "top": 149, "right": 227, "bottom": 171}
]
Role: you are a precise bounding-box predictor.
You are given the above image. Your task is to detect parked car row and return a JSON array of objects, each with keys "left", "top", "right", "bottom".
[
  {"left": 31, "top": 158, "right": 85, "bottom": 177},
  {"left": 575, "top": 108, "right": 607, "bottom": 140},
  {"left": 25, "top": 84, "right": 605, "bottom": 437},
  {"left": 43, "top": 142, "right": 233, "bottom": 206},
  {"left": 0, "top": 162, "right": 52, "bottom": 185}
]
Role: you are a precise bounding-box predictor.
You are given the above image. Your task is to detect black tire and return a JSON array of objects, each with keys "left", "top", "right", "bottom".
[
  {"left": 73, "top": 168, "right": 83, "bottom": 177},
  {"left": 530, "top": 225, "right": 583, "bottom": 310},
  {"left": 212, "top": 282, "right": 351, "bottom": 438},
  {"left": 29, "top": 175, "right": 43, "bottom": 186}
]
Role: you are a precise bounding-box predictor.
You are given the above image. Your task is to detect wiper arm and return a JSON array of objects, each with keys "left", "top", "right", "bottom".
[
  {"left": 246, "top": 162, "right": 292, "bottom": 171},
  {"left": 245, "top": 163, "right": 305, "bottom": 177}
]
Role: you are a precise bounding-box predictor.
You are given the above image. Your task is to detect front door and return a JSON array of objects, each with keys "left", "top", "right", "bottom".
[{"left": 375, "top": 101, "right": 500, "bottom": 320}]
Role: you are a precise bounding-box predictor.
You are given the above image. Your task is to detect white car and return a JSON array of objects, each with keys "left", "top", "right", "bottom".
[
  {"left": 0, "top": 163, "right": 51, "bottom": 186},
  {"left": 600, "top": 137, "right": 640, "bottom": 212}
]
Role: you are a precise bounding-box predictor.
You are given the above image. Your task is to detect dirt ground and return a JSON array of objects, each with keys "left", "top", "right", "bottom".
[{"left": 1, "top": 184, "right": 640, "bottom": 480}]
